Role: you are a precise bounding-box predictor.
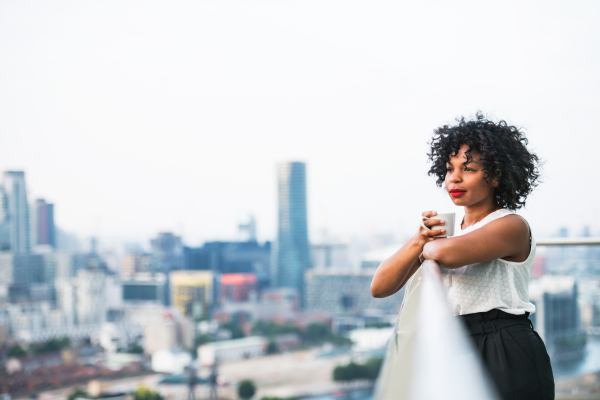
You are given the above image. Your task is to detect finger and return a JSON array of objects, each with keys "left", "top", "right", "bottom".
[
  {"left": 423, "top": 218, "right": 445, "bottom": 227},
  {"left": 426, "top": 228, "right": 446, "bottom": 237},
  {"left": 421, "top": 210, "right": 438, "bottom": 217}
]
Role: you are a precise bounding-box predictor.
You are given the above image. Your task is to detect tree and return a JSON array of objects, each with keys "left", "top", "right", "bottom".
[
  {"left": 365, "top": 322, "right": 392, "bottom": 329},
  {"left": 195, "top": 333, "right": 214, "bottom": 348},
  {"left": 237, "top": 379, "right": 256, "bottom": 400},
  {"left": 221, "top": 321, "right": 245, "bottom": 339},
  {"left": 304, "top": 322, "right": 329, "bottom": 343},
  {"left": 333, "top": 361, "right": 367, "bottom": 381},
  {"left": 133, "top": 386, "right": 163, "bottom": 400},
  {"left": 364, "top": 357, "right": 383, "bottom": 380},
  {"left": 30, "top": 337, "right": 70, "bottom": 354},
  {"left": 266, "top": 340, "right": 278, "bottom": 354},
  {"left": 8, "top": 344, "right": 27, "bottom": 358},
  {"left": 67, "top": 388, "right": 89, "bottom": 400},
  {"left": 332, "top": 358, "right": 383, "bottom": 382},
  {"left": 252, "top": 321, "right": 301, "bottom": 337}
]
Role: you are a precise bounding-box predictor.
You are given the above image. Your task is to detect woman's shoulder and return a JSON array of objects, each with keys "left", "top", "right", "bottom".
[
  {"left": 459, "top": 208, "right": 530, "bottom": 244},
  {"left": 481, "top": 211, "right": 532, "bottom": 254}
]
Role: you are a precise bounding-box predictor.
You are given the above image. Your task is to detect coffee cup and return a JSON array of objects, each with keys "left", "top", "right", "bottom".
[{"left": 421, "top": 212, "right": 455, "bottom": 238}]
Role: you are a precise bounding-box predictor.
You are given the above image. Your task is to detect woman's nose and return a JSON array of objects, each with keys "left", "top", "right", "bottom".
[{"left": 449, "top": 170, "right": 462, "bottom": 183}]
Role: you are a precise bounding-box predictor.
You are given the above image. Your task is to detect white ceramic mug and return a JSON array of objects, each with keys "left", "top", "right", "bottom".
[{"left": 421, "top": 212, "right": 455, "bottom": 238}]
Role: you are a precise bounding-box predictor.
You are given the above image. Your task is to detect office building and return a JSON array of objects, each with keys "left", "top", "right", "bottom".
[
  {"left": 44, "top": 252, "right": 76, "bottom": 280},
  {"left": 1, "top": 171, "right": 30, "bottom": 253},
  {"left": 579, "top": 278, "right": 600, "bottom": 330},
  {"left": 529, "top": 275, "right": 586, "bottom": 361},
  {"left": 32, "top": 199, "right": 56, "bottom": 249},
  {"left": 120, "top": 252, "right": 152, "bottom": 276},
  {"left": 0, "top": 253, "right": 45, "bottom": 303},
  {"left": 272, "top": 162, "right": 311, "bottom": 303},
  {"left": 122, "top": 273, "right": 167, "bottom": 305},
  {"left": 53, "top": 268, "right": 121, "bottom": 327},
  {"left": 0, "top": 187, "right": 9, "bottom": 252},
  {"left": 184, "top": 241, "right": 271, "bottom": 274},
  {"left": 219, "top": 273, "right": 258, "bottom": 303},
  {"left": 150, "top": 232, "right": 183, "bottom": 272},
  {"left": 311, "top": 242, "right": 350, "bottom": 270},
  {"left": 144, "top": 316, "right": 194, "bottom": 356},
  {"left": 305, "top": 268, "right": 403, "bottom": 314},
  {"left": 170, "top": 270, "right": 213, "bottom": 319}
]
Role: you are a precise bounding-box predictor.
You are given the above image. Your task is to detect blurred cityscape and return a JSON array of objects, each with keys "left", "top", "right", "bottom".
[{"left": 1, "top": 164, "right": 600, "bottom": 399}]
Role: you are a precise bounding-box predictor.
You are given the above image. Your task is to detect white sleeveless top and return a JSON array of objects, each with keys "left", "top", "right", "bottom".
[{"left": 440, "top": 209, "right": 536, "bottom": 316}]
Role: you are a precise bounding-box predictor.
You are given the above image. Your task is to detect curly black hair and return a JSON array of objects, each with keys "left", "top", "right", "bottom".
[{"left": 427, "top": 112, "right": 541, "bottom": 210}]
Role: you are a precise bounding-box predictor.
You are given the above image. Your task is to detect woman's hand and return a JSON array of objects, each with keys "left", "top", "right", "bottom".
[
  {"left": 371, "top": 210, "right": 447, "bottom": 298},
  {"left": 415, "top": 210, "right": 446, "bottom": 247}
]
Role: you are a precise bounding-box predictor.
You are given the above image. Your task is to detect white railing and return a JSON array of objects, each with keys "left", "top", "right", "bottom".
[
  {"left": 373, "top": 260, "right": 500, "bottom": 400},
  {"left": 374, "top": 238, "right": 600, "bottom": 399},
  {"left": 536, "top": 238, "right": 600, "bottom": 246}
]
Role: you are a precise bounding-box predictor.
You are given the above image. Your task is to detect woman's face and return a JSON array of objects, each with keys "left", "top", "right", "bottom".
[{"left": 444, "top": 144, "right": 496, "bottom": 207}]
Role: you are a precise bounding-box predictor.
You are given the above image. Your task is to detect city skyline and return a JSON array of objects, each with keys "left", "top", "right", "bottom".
[
  {"left": 1, "top": 1, "right": 599, "bottom": 246},
  {"left": 1, "top": 1, "right": 600, "bottom": 398}
]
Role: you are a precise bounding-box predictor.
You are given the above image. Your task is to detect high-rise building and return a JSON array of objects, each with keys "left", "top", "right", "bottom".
[
  {"left": 219, "top": 273, "right": 258, "bottom": 303},
  {"left": 122, "top": 273, "right": 167, "bottom": 305},
  {"left": 0, "top": 185, "right": 9, "bottom": 251},
  {"left": 32, "top": 199, "right": 56, "bottom": 248},
  {"left": 183, "top": 241, "right": 271, "bottom": 276},
  {"left": 121, "top": 252, "right": 152, "bottom": 276},
  {"left": 311, "top": 243, "right": 350, "bottom": 270},
  {"left": 170, "top": 270, "right": 214, "bottom": 319},
  {"left": 150, "top": 232, "right": 183, "bottom": 272},
  {"left": 305, "top": 268, "right": 403, "bottom": 314},
  {"left": 1, "top": 171, "right": 30, "bottom": 253},
  {"left": 529, "top": 276, "right": 585, "bottom": 361},
  {"left": 0, "top": 253, "right": 45, "bottom": 303},
  {"left": 272, "top": 162, "right": 311, "bottom": 304}
]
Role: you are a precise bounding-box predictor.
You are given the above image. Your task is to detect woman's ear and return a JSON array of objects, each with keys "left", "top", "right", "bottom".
[{"left": 492, "top": 179, "right": 499, "bottom": 187}]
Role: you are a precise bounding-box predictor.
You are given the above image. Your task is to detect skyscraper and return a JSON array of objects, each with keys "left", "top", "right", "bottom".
[
  {"left": 272, "top": 162, "right": 311, "bottom": 304},
  {"left": 33, "top": 199, "right": 56, "bottom": 248},
  {"left": 0, "top": 171, "right": 30, "bottom": 254}
]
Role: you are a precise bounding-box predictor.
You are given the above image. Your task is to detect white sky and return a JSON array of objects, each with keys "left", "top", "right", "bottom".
[{"left": 0, "top": 0, "right": 598, "bottom": 246}]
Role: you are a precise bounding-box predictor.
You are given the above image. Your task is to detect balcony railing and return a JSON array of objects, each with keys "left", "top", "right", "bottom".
[
  {"left": 374, "top": 238, "right": 600, "bottom": 400},
  {"left": 373, "top": 259, "right": 500, "bottom": 400}
]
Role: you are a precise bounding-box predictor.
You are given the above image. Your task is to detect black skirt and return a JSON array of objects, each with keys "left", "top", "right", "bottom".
[{"left": 458, "top": 309, "right": 555, "bottom": 400}]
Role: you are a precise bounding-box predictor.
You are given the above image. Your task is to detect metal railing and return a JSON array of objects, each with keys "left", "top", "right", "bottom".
[
  {"left": 373, "top": 260, "right": 500, "bottom": 400},
  {"left": 536, "top": 238, "right": 600, "bottom": 246},
  {"left": 374, "top": 238, "right": 600, "bottom": 399}
]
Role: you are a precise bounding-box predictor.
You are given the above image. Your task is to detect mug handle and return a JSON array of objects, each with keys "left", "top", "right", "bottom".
[{"left": 421, "top": 216, "right": 431, "bottom": 231}]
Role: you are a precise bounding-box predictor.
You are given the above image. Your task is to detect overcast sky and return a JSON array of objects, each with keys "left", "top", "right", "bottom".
[{"left": 0, "top": 0, "right": 598, "bottom": 246}]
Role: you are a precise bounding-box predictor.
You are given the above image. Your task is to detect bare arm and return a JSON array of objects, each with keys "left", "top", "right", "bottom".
[
  {"left": 370, "top": 211, "right": 446, "bottom": 298},
  {"left": 422, "top": 214, "right": 530, "bottom": 269}
]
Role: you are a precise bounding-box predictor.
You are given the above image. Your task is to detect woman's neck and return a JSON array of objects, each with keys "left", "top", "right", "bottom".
[{"left": 462, "top": 202, "right": 502, "bottom": 229}]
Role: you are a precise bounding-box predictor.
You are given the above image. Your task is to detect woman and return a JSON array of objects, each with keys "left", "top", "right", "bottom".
[{"left": 371, "top": 113, "right": 554, "bottom": 400}]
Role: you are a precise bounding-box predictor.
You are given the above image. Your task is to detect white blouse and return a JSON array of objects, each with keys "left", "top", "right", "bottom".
[{"left": 440, "top": 209, "right": 536, "bottom": 316}]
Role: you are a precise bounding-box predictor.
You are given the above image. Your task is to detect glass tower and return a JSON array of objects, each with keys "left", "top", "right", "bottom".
[
  {"left": 272, "top": 162, "right": 311, "bottom": 305},
  {"left": 34, "top": 199, "right": 56, "bottom": 248},
  {"left": 1, "top": 171, "right": 30, "bottom": 254}
]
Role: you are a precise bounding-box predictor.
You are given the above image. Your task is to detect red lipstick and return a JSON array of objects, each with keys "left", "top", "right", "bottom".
[{"left": 449, "top": 189, "right": 466, "bottom": 197}]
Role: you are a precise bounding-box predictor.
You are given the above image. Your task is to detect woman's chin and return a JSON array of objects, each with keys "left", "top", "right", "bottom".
[{"left": 449, "top": 197, "right": 467, "bottom": 206}]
